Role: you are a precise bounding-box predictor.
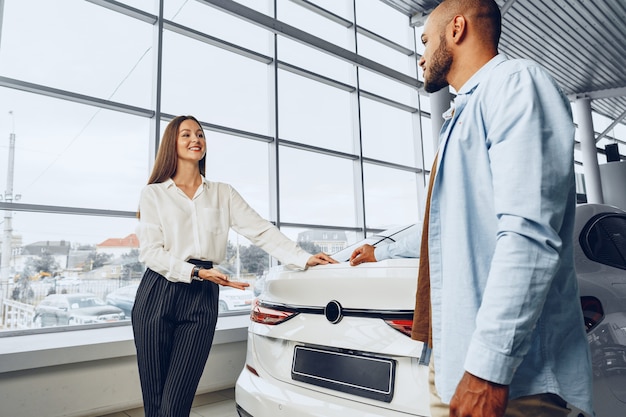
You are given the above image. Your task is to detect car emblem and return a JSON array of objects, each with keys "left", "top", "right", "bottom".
[{"left": 325, "top": 300, "right": 343, "bottom": 324}]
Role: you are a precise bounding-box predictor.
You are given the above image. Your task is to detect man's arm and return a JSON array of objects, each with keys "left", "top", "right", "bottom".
[{"left": 350, "top": 227, "right": 421, "bottom": 266}]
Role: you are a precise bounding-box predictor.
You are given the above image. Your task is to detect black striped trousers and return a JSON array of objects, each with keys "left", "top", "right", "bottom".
[{"left": 132, "top": 261, "right": 217, "bottom": 417}]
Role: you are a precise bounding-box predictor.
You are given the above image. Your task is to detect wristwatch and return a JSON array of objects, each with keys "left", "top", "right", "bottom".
[{"left": 192, "top": 266, "right": 203, "bottom": 281}]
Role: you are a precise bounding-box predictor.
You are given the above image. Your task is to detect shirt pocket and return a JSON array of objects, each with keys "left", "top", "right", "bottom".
[{"left": 201, "top": 208, "right": 228, "bottom": 235}]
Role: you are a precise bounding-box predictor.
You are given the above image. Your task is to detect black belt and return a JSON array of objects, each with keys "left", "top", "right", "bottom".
[{"left": 188, "top": 259, "right": 214, "bottom": 269}]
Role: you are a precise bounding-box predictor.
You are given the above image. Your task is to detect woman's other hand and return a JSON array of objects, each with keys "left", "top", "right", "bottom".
[{"left": 306, "top": 252, "right": 338, "bottom": 267}]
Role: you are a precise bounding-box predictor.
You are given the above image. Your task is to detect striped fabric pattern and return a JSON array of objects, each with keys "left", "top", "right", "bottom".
[{"left": 132, "top": 266, "right": 219, "bottom": 417}]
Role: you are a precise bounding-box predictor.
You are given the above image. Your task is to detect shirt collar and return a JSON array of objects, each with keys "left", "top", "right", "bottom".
[
  {"left": 456, "top": 53, "right": 508, "bottom": 96},
  {"left": 441, "top": 54, "right": 507, "bottom": 120},
  {"left": 164, "top": 178, "right": 176, "bottom": 189},
  {"left": 163, "top": 177, "right": 209, "bottom": 190}
]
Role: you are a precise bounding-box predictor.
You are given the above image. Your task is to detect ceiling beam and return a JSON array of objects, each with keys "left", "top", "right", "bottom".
[
  {"left": 500, "top": 0, "right": 519, "bottom": 16},
  {"left": 595, "top": 107, "right": 626, "bottom": 143},
  {"left": 410, "top": 10, "right": 431, "bottom": 27},
  {"left": 569, "top": 86, "right": 626, "bottom": 101}
]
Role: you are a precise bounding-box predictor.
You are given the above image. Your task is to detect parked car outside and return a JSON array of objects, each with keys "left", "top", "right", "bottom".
[
  {"left": 105, "top": 280, "right": 255, "bottom": 316},
  {"left": 235, "top": 204, "right": 626, "bottom": 417},
  {"left": 219, "top": 286, "right": 255, "bottom": 313},
  {"left": 33, "top": 293, "right": 125, "bottom": 327},
  {"left": 105, "top": 284, "right": 139, "bottom": 317}
]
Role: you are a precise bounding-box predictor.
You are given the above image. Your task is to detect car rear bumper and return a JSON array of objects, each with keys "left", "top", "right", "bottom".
[{"left": 235, "top": 365, "right": 429, "bottom": 417}]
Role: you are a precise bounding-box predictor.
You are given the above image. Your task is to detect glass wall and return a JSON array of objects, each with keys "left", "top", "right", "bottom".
[
  {"left": 0, "top": 0, "right": 428, "bottom": 333},
  {"left": 1, "top": 0, "right": 623, "bottom": 335}
]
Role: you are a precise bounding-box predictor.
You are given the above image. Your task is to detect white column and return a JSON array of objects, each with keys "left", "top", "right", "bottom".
[
  {"left": 429, "top": 87, "right": 452, "bottom": 150},
  {"left": 574, "top": 98, "right": 604, "bottom": 204}
]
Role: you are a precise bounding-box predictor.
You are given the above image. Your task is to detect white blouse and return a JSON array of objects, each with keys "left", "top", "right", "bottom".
[{"left": 136, "top": 178, "right": 311, "bottom": 283}]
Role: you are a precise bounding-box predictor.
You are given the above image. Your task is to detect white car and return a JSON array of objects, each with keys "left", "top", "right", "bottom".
[
  {"left": 236, "top": 204, "right": 626, "bottom": 417},
  {"left": 235, "top": 224, "right": 430, "bottom": 417}
]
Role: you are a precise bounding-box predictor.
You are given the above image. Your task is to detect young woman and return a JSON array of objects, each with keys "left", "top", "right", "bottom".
[{"left": 132, "top": 115, "right": 336, "bottom": 417}]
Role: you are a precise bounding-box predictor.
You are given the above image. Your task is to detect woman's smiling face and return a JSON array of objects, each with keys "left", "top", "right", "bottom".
[{"left": 176, "top": 118, "right": 206, "bottom": 163}]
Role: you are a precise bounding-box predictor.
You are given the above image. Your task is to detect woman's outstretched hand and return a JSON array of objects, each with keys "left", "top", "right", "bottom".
[
  {"left": 306, "top": 252, "right": 338, "bottom": 267},
  {"left": 199, "top": 268, "right": 250, "bottom": 290}
]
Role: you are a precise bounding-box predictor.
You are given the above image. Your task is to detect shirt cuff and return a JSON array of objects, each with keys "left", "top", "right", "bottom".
[
  {"left": 179, "top": 262, "right": 195, "bottom": 284},
  {"left": 374, "top": 246, "right": 388, "bottom": 261},
  {"left": 464, "top": 338, "right": 522, "bottom": 385}
]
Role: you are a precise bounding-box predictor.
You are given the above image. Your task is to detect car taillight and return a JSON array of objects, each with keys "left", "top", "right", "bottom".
[
  {"left": 250, "top": 299, "right": 298, "bottom": 325},
  {"left": 245, "top": 364, "right": 259, "bottom": 377},
  {"left": 384, "top": 319, "right": 413, "bottom": 337}
]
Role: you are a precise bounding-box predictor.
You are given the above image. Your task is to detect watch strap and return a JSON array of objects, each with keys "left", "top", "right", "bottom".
[{"left": 192, "top": 266, "right": 203, "bottom": 281}]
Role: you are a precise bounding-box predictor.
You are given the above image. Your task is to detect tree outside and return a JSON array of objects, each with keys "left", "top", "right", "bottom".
[
  {"left": 84, "top": 251, "right": 112, "bottom": 271},
  {"left": 121, "top": 249, "right": 144, "bottom": 280},
  {"left": 12, "top": 250, "right": 60, "bottom": 303}
]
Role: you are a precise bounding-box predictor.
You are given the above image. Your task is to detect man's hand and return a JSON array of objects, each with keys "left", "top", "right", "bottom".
[
  {"left": 349, "top": 244, "right": 377, "bottom": 266},
  {"left": 450, "top": 372, "right": 509, "bottom": 417}
]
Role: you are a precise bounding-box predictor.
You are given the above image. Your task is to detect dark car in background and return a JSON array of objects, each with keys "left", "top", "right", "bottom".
[
  {"left": 575, "top": 204, "right": 626, "bottom": 417},
  {"left": 105, "top": 284, "right": 139, "bottom": 317},
  {"left": 236, "top": 204, "right": 626, "bottom": 417},
  {"left": 33, "top": 293, "right": 125, "bottom": 327}
]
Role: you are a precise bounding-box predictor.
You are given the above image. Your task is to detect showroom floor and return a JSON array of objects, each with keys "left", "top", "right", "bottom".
[{"left": 98, "top": 387, "right": 238, "bottom": 417}]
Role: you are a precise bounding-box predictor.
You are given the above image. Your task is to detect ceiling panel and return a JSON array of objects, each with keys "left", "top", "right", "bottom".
[{"left": 379, "top": 0, "right": 626, "bottom": 126}]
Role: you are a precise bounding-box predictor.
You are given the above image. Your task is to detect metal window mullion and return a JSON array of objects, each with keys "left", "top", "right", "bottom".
[
  {"left": 149, "top": 0, "right": 165, "bottom": 171},
  {"left": 355, "top": 25, "right": 414, "bottom": 56},
  {"left": 0, "top": 202, "right": 137, "bottom": 219},
  {"left": 279, "top": 222, "right": 362, "bottom": 233},
  {"left": 278, "top": 139, "right": 358, "bottom": 161},
  {"left": 270, "top": 0, "right": 280, "bottom": 235},
  {"left": 163, "top": 19, "right": 273, "bottom": 64},
  {"left": 277, "top": 61, "right": 355, "bottom": 92},
  {"left": 359, "top": 90, "right": 417, "bottom": 113},
  {"left": 0, "top": 0, "right": 5, "bottom": 51},
  {"left": 0, "top": 76, "right": 153, "bottom": 118},
  {"left": 287, "top": 0, "right": 353, "bottom": 28},
  {"left": 409, "top": 19, "right": 427, "bottom": 214},
  {"left": 351, "top": 0, "right": 366, "bottom": 239},
  {"left": 362, "top": 157, "right": 422, "bottom": 174},
  {"left": 159, "top": 112, "right": 275, "bottom": 143},
  {"left": 85, "top": 0, "right": 157, "bottom": 24}
]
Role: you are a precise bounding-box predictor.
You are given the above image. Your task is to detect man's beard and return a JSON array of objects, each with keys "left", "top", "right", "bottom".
[{"left": 424, "top": 35, "right": 452, "bottom": 93}]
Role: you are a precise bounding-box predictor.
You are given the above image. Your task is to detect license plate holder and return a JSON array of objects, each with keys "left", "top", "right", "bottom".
[{"left": 291, "top": 345, "right": 396, "bottom": 403}]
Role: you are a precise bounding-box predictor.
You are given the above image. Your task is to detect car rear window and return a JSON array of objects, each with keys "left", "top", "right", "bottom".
[{"left": 580, "top": 213, "right": 626, "bottom": 270}]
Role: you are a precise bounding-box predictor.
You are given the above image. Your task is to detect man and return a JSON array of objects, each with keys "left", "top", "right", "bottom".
[{"left": 376, "top": 1, "right": 593, "bottom": 416}]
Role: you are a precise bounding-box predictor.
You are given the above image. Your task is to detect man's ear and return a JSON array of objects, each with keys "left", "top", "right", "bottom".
[{"left": 450, "top": 15, "right": 467, "bottom": 44}]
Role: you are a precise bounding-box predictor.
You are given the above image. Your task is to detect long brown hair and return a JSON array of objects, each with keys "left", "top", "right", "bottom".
[{"left": 147, "top": 115, "right": 207, "bottom": 184}]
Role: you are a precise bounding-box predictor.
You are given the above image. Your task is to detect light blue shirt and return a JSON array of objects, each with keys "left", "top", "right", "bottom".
[
  {"left": 374, "top": 225, "right": 421, "bottom": 260},
  {"left": 428, "top": 54, "right": 593, "bottom": 415}
]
